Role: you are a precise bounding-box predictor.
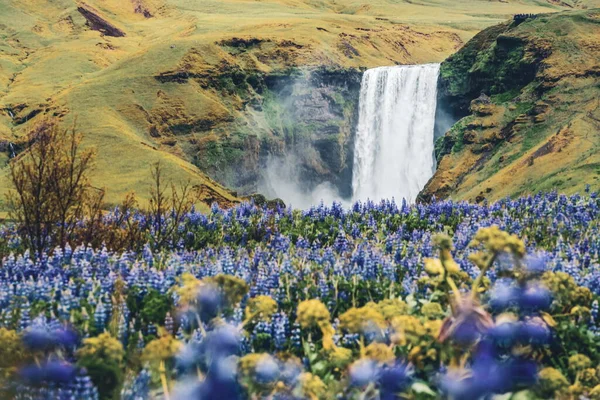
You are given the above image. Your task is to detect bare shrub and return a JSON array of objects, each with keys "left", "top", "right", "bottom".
[{"left": 6, "top": 119, "right": 97, "bottom": 256}]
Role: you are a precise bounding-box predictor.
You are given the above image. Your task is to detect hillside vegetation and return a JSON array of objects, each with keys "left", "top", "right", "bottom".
[
  {"left": 0, "top": 0, "right": 590, "bottom": 209},
  {"left": 421, "top": 8, "right": 600, "bottom": 203}
]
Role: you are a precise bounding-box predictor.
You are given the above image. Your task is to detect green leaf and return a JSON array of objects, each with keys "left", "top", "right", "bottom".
[
  {"left": 509, "top": 390, "right": 539, "bottom": 400},
  {"left": 312, "top": 360, "right": 328, "bottom": 375}
]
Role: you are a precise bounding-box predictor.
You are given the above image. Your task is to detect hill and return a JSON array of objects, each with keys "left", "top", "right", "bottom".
[
  {"left": 420, "top": 8, "right": 600, "bottom": 203},
  {"left": 0, "top": 0, "right": 591, "bottom": 209}
]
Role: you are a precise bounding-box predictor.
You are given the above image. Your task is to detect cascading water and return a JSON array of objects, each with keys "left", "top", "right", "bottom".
[{"left": 352, "top": 64, "right": 440, "bottom": 204}]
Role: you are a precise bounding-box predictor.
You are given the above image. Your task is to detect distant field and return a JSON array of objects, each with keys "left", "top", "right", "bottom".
[{"left": 0, "top": 0, "right": 596, "bottom": 207}]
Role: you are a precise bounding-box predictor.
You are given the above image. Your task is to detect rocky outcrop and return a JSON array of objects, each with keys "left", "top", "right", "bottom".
[
  {"left": 193, "top": 67, "right": 363, "bottom": 198},
  {"left": 420, "top": 9, "right": 600, "bottom": 203},
  {"left": 77, "top": 3, "right": 126, "bottom": 37}
]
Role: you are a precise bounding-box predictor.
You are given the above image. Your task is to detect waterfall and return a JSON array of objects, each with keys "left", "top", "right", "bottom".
[{"left": 352, "top": 64, "right": 440, "bottom": 204}]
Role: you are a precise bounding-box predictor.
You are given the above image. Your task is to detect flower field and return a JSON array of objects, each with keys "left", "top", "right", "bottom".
[{"left": 2, "top": 191, "right": 600, "bottom": 399}]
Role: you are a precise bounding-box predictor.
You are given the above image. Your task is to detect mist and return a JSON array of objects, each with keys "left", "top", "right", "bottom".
[{"left": 258, "top": 154, "right": 351, "bottom": 210}]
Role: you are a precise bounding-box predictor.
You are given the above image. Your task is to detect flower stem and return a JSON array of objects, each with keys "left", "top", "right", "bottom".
[
  {"left": 159, "top": 360, "right": 171, "bottom": 400},
  {"left": 471, "top": 253, "right": 497, "bottom": 300}
]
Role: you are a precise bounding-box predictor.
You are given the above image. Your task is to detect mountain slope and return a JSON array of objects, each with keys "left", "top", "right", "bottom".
[
  {"left": 421, "top": 9, "right": 600, "bottom": 203},
  {"left": 0, "top": 0, "right": 594, "bottom": 208}
]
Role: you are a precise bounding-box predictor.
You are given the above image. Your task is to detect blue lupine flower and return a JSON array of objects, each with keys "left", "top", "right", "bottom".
[
  {"left": 349, "top": 359, "right": 380, "bottom": 387},
  {"left": 378, "top": 361, "right": 413, "bottom": 398},
  {"left": 255, "top": 355, "right": 280, "bottom": 384},
  {"left": 519, "top": 284, "right": 552, "bottom": 312}
]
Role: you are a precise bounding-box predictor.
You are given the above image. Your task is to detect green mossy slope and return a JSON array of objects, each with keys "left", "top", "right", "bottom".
[{"left": 421, "top": 9, "right": 600, "bottom": 203}]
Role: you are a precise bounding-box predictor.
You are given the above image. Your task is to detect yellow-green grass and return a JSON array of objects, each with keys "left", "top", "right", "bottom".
[{"left": 0, "top": 0, "right": 594, "bottom": 208}]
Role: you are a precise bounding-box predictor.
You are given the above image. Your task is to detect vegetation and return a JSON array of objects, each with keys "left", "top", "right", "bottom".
[
  {"left": 424, "top": 9, "right": 600, "bottom": 203},
  {"left": 0, "top": 191, "right": 600, "bottom": 398}
]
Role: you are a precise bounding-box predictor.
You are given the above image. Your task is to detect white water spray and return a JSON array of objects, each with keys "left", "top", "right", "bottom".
[{"left": 352, "top": 64, "right": 440, "bottom": 203}]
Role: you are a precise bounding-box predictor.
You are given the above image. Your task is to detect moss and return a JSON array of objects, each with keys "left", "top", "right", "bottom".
[{"left": 491, "top": 88, "right": 521, "bottom": 104}]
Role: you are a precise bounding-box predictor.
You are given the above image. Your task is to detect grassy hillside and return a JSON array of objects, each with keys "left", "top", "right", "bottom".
[
  {"left": 421, "top": 8, "right": 600, "bottom": 203},
  {"left": 0, "top": 0, "right": 594, "bottom": 208}
]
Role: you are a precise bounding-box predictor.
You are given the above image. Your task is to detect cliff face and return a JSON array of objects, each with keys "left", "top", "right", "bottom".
[
  {"left": 421, "top": 10, "right": 600, "bottom": 203},
  {"left": 190, "top": 67, "right": 362, "bottom": 198}
]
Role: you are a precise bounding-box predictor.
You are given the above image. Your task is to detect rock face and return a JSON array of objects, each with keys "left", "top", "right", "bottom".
[
  {"left": 77, "top": 3, "right": 126, "bottom": 37},
  {"left": 192, "top": 67, "right": 362, "bottom": 198},
  {"left": 420, "top": 10, "right": 600, "bottom": 203}
]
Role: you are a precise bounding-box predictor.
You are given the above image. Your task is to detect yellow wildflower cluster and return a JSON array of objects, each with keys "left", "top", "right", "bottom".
[
  {"left": 421, "top": 302, "right": 445, "bottom": 319},
  {"left": 326, "top": 345, "right": 353, "bottom": 369},
  {"left": 390, "top": 315, "right": 426, "bottom": 346},
  {"left": 245, "top": 295, "right": 277, "bottom": 322},
  {"left": 537, "top": 367, "right": 570, "bottom": 397},
  {"left": 542, "top": 271, "right": 592, "bottom": 312},
  {"left": 296, "top": 299, "right": 336, "bottom": 350},
  {"left": 296, "top": 300, "right": 331, "bottom": 330},
  {"left": 579, "top": 368, "right": 599, "bottom": 388},
  {"left": 407, "top": 345, "right": 438, "bottom": 368},
  {"left": 141, "top": 334, "right": 182, "bottom": 368},
  {"left": 363, "top": 342, "right": 394, "bottom": 364},
  {"left": 423, "top": 319, "right": 443, "bottom": 337},
  {"left": 297, "top": 372, "right": 326, "bottom": 400},
  {"left": 338, "top": 306, "right": 386, "bottom": 334},
  {"left": 371, "top": 298, "right": 409, "bottom": 320},
  {"left": 469, "top": 225, "right": 526, "bottom": 257},
  {"left": 77, "top": 332, "right": 125, "bottom": 365},
  {"left": 569, "top": 354, "right": 592, "bottom": 372},
  {"left": 174, "top": 272, "right": 202, "bottom": 305},
  {"left": 0, "top": 328, "right": 26, "bottom": 379},
  {"left": 204, "top": 274, "right": 249, "bottom": 305},
  {"left": 590, "top": 384, "right": 600, "bottom": 400}
]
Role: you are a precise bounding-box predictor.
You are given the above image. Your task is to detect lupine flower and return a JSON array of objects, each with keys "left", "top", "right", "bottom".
[
  {"left": 349, "top": 359, "right": 380, "bottom": 387},
  {"left": 438, "top": 296, "right": 494, "bottom": 346}
]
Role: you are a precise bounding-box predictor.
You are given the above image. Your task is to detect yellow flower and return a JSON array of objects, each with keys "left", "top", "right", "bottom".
[
  {"left": 297, "top": 299, "right": 336, "bottom": 349},
  {"left": 339, "top": 307, "right": 386, "bottom": 335},
  {"left": 433, "top": 233, "right": 454, "bottom": 251},
  {"left": 470, "top": 225, "right": 525, "bottom": 257},
  {"left": 174, "top": 273, "right": 202, "bottom": 305},
  {"left": 77, "top": 332, "right": 125, "bottom": 365},
  {"left": 571, "top": 305, "right": 591, "bottom": 319},
  {"left": 424, "top": 258, "right": 444, "bottom": 276},
  {"left": 363, "top": 343, "right": 394, "bottom": 364},
  {"left": 374, "top": 299, "right": 409, "bottom": 320},
  {"left": 0, "top": 328, "right": 26, "bottom": 379},
  {"left": 245, "top": 295, "right": 277, "bottom": 322},
  {"left": 580, "top": 368, "right": 599, "bottom": 388},
  {"left": 569, "top": 354, "right": 592, "bottom": 372},
  {"left": 569, "top": 382, "right": 584, "bottom": 396},
  {"left": 390, "top": 315, "right": 426, "bottom": 345},
  {"left": 537, "top": 367, "right": 570, "bottom": 397},
  {"left": 204, "top": 274, "right": 249, "bottom": 305},
  {"left": 443, "top": 258, "right": 461, "bottom": 275},
  {"left": 141, "top": 335, "right": 183, "bottom": 367},
  {"left": 326, "top": 346, "right": 353, "bottom": 369},
  {"left": 296, "top": 300, "right": 331, "bottom": 330},
  {"left": 297, "top": 372, "right": 326, "bottom": 400},
  {"left": 589, "top": 384, "right": 600, "bottom": 399},
  {"left": 542, "top": 271, "right": 592, "bottom": 313},
  {"left": 423, "top": 320, "right": 443, "bottom": 337},
  {"left": 421, "top": 302, "right": 445, "bottom": 319}
]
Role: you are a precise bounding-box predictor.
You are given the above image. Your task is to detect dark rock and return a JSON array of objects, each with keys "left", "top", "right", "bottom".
[{"left": 77, "top": 3, "right": 126, "bottom": 37}]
